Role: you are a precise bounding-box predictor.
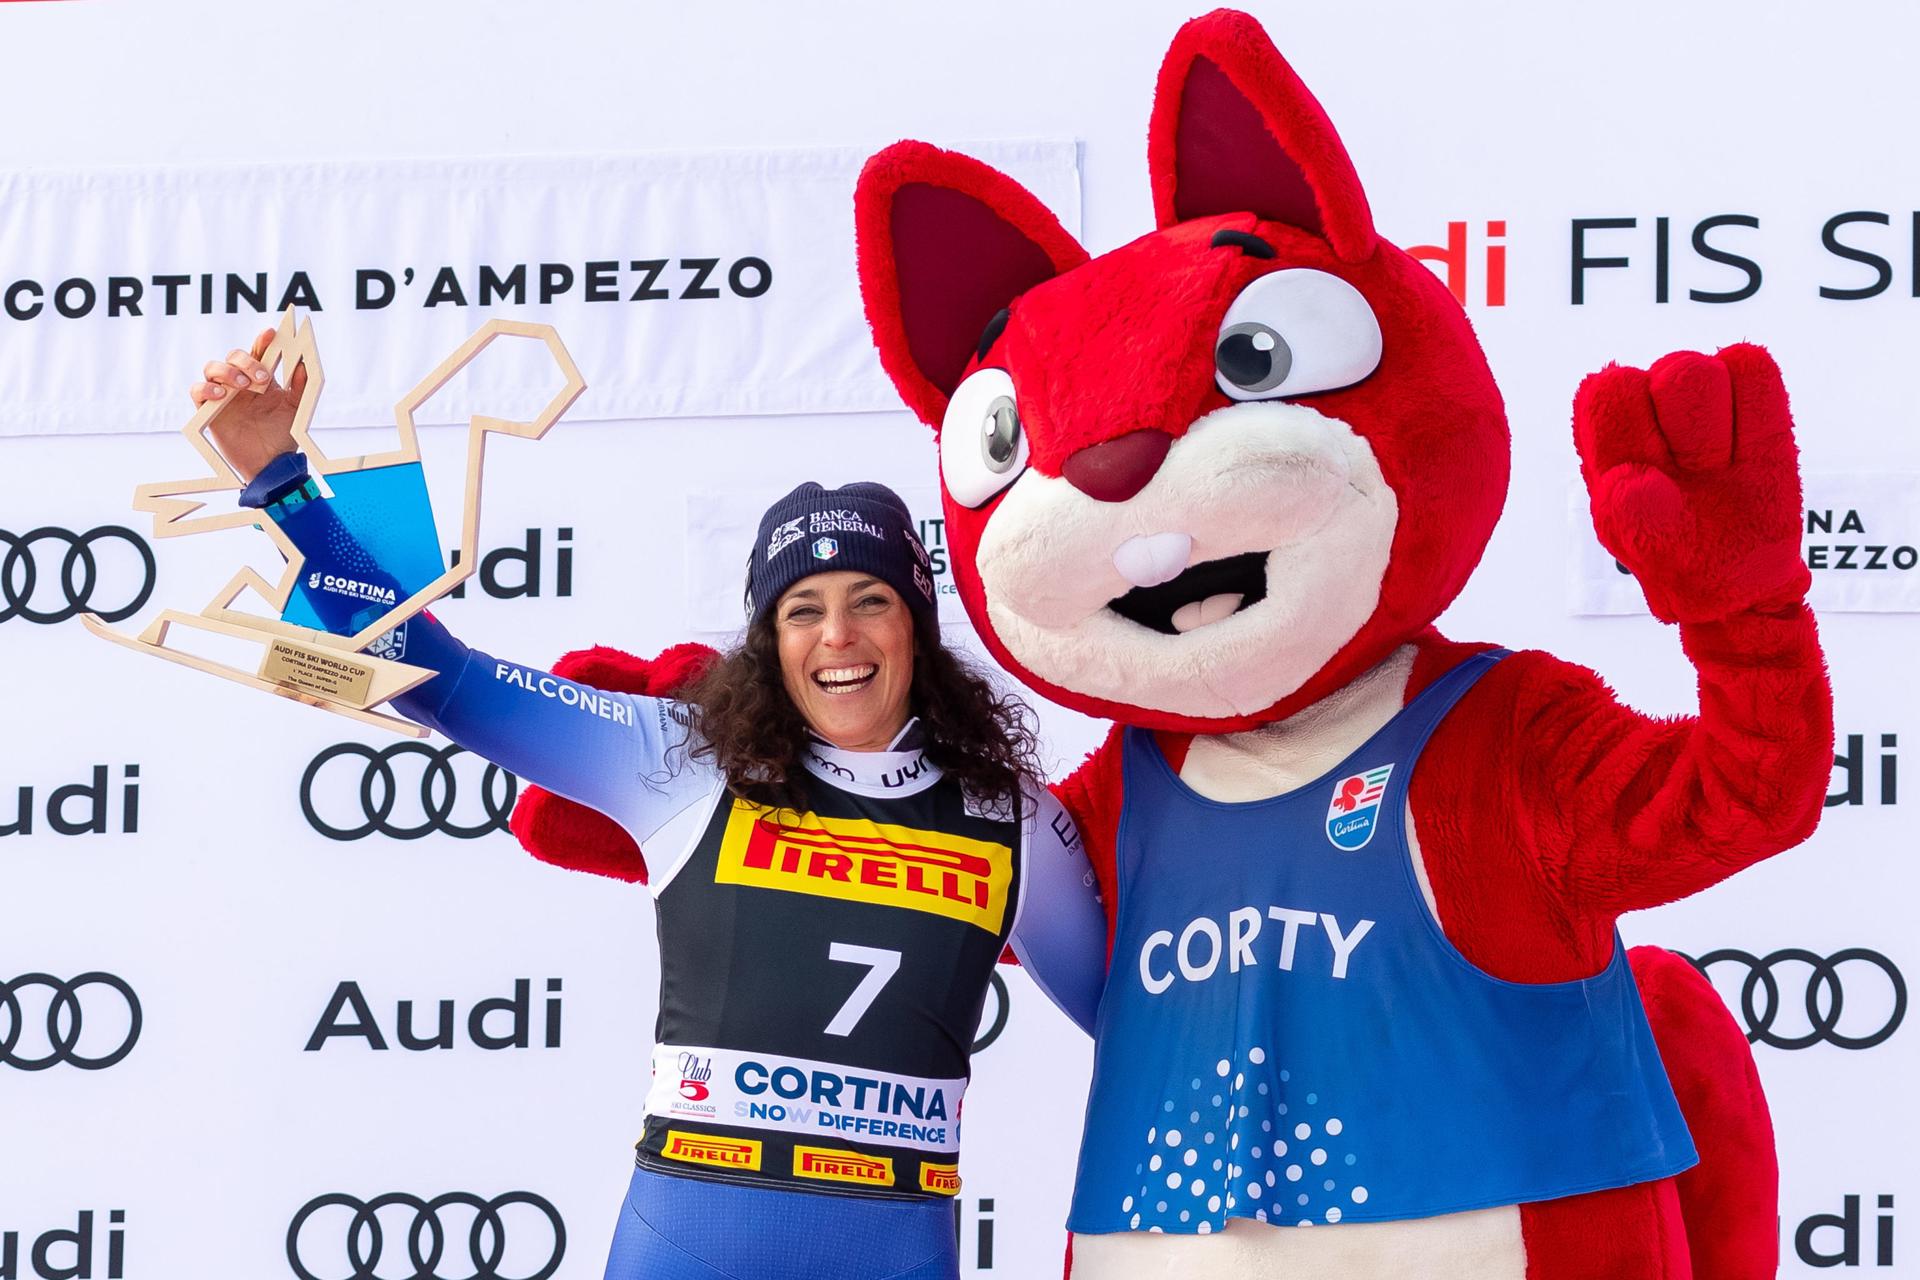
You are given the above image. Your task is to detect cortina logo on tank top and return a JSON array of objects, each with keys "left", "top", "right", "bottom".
[
  {"left": 1326, "top": 763, "right": 1394, "bottom": 850},
  {"left": 713, "top": 799, "right": 1012, "bottom": 933}
]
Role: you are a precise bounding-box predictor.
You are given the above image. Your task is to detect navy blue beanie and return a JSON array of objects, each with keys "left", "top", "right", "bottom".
[{"left": 745, "top": 481, "right": 937, "bottom": 625}]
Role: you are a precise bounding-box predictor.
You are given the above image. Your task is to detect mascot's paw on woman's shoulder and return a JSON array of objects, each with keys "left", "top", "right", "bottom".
[{"left": 508, "top": 642, "right": 718, "bottom": 882}]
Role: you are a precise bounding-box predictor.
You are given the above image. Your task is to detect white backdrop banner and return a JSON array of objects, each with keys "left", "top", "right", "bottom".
[
  {"left": 1568, "top": 472, "right": 1920, "bottom": 615},
  {"left": 6, "top": 3, "right": 1920, "bottom": 1275},
  {"left": 0, "top": 142, "right": 1081, "bottom": 438}
]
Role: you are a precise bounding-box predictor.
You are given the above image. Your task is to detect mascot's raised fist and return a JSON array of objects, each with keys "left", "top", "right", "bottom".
[{"left": 1574, "top": 344, "right": 1811, "bottom": 625}]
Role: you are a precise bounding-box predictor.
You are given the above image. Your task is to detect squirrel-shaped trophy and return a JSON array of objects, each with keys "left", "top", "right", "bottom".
[{"left": 84, "top": 310, "right": 584, "bottom": 736}]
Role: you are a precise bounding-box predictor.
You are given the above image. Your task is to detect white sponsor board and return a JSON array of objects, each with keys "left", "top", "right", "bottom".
[
  {"left": 0, "top": 142, "right": 1079, "bottom": 439},
  {"left": 1568, "top": 472, "right": 1920, "bottom": 615},
  {"left": 5, "top": 2, "right": 1918, "bottom": 1276}
]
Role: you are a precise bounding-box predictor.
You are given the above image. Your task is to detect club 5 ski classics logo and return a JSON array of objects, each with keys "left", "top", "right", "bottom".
[
  {"left": 1683, "top": 948, "right": 1906, "bottom": 1050},
  {"left": 0, "top": 973, "right": 141, "bottom": 1071},
  {"left": 285, "top": 1192, "right": 564, "bottom": 1280},
  {"left": 0, "top": 526, "right": 154, "bottom": 625},
  {"left": 299, "top": 743, "right": 517, "bottom": 841}
]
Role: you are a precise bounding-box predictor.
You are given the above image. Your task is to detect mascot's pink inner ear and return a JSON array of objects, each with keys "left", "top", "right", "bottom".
[
  {"left": 893, "top": 182, "right": 1062, "bottom": 396},
  {"left": 1174, "top": 56, "right": 1323, "bottom": 234}
]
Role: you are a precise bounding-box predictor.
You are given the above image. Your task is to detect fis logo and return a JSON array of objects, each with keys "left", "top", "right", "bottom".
[
  {"left": 661, "top": 1132, "right": 762, "bottom": 1171},
  {"left": 1326, "top": 765, "right": 1393, "bottom": 850},
  {"left": 793, "top": 1146, "right": 895, "bottom": 1188},
  {"left": 714, "top": 800, "right": 1012, "bottom": 933}
]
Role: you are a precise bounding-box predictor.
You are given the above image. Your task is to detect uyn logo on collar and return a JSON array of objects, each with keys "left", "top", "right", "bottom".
[{"left": 1326, "top": 764, "right": 1393, "bottom": 850}]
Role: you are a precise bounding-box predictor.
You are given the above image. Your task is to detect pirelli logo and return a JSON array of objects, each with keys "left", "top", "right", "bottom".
[
  {"left": 716, "top": 800, "right": 1013, "bottom": 933},
  {"left": 919, "top": 1162, "right": 962, "bottom": 1195},
  {"left": 793, "top": 1145, "right": 896, "bottom": 1187},
  {"left": 661, "top": 1130, "right": 763, "bottom": 1171}
]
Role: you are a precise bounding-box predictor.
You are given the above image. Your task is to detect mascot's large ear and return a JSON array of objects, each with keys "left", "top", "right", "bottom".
[
  {"left": 856, "top": 141, "right": 1089, "bottom": 428},
  {"left": 1149, "top": 9, "right": 1376, "bottom": 262}
]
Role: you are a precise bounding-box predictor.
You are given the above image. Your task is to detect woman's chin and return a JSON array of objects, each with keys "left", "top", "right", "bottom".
[{"left": 805, "top": 696, "right": 908, "bottom": 752}]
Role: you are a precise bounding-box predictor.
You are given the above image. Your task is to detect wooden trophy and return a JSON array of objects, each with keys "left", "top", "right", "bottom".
[{"left": 83, "top": 310, "right": 586, "bottom": 737}]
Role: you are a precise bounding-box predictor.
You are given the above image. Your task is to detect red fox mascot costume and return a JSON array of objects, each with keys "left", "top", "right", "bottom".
[
  {"left": 515, "top": 10, "right": 1830, "bottom": 1277},
  {"left": 847, "top": 10, "right": 1830, "bottom": 1278}
]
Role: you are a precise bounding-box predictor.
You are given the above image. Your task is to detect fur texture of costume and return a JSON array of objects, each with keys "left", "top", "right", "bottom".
[{"left": 851, "top": 10, "right": 1830, "bottom": 1278}]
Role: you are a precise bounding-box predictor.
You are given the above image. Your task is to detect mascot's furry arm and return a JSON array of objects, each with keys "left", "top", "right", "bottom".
[
  {"left": 508, "top": 642, "right": 717, "bottom": 882},
  {"left": 1372, "top": 344, "right": 1831, "bottom": 980}
]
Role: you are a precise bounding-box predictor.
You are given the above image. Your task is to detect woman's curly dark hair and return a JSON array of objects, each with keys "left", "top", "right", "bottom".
[{"left": 681, "top": 609, "right": 1041, "bottom": 813}]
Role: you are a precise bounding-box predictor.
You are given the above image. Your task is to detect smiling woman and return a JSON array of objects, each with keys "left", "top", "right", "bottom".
[
  {"left": 185, "top": 331, "right": 1109, "bottom": 1280},
  {"left": 683, "top": 483, "right": 1041, "bottom": 817}
]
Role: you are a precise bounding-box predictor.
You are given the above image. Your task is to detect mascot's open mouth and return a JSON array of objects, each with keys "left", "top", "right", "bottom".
[{"left": 1107, "top": 551, "right": 1269, "bottom": 635}]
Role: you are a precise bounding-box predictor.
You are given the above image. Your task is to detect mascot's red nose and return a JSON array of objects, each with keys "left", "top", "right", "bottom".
[{"left": 1062, "top": 429, "right": 1173, "bottom": 502}]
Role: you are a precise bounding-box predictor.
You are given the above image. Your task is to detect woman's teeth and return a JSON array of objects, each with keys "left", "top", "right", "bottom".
[{"left": 814, "top": 664, "right": 879, "bottom": 693}]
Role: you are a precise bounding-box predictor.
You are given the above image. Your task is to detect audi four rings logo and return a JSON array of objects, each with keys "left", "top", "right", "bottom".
[
  {"left": 300, "top": 743, "right": 519, "bottom": 841},
  {"left": 0, "top": 526, "right": 155, "bottom": 624},
  {"left": 0, "top": 972, "right": 141, "bottom": 1070},
  {"left": 287, "top": 1191, "right": 565, "bottom": 1280},
  {"left": 1684, "top": 948, "right": 1908, "bottom": 1050},
  {"left": 972, "top": 970, "right": 1009, "bottom": 1053}
]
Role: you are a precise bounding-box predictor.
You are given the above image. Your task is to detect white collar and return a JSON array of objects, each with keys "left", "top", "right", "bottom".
[{"left": 803, "top": 717, "right": 941, "bottom": 796}]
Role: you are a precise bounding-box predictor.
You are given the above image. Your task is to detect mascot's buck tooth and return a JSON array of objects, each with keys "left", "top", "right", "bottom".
[
  {"left": 848, "top": 9, "right": 1832, "bottom": 1280},
  {"left": 508, "top": 10, "right": 1831, "bottom": 1278}
]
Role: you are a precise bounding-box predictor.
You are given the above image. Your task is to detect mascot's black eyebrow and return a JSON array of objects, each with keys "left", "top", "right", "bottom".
[
  {"left": 1210, "top": 229, "right": 1276, "bottom": 259},
  {"left": 975, "top": 307, "right": 1012, "bottom": 362}
]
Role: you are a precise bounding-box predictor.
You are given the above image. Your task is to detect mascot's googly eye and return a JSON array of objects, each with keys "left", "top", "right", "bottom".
[
  {"left": 1213, "top": 268, "right": 1383, "bottom": 402},
  {"left": 941, "top": 368, "right": 1030, "bottom": 508}
]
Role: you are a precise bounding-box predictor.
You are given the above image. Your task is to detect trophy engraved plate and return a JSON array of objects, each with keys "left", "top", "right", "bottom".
[
  {"left": 258, "top": 639, "right": 378, "bottom": 707},
  {"left": 84, "top": 309, "right": 586, "bottom": 736}
]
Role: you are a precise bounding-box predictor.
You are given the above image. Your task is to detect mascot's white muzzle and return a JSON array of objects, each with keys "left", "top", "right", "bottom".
[{"left": 973, "top": 402, "right": 1399, "bottom": 719}]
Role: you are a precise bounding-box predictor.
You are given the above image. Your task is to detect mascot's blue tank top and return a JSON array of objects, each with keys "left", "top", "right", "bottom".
[{"left": 1067, "top": 651, "right": 1696, "bottom": 1234}]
